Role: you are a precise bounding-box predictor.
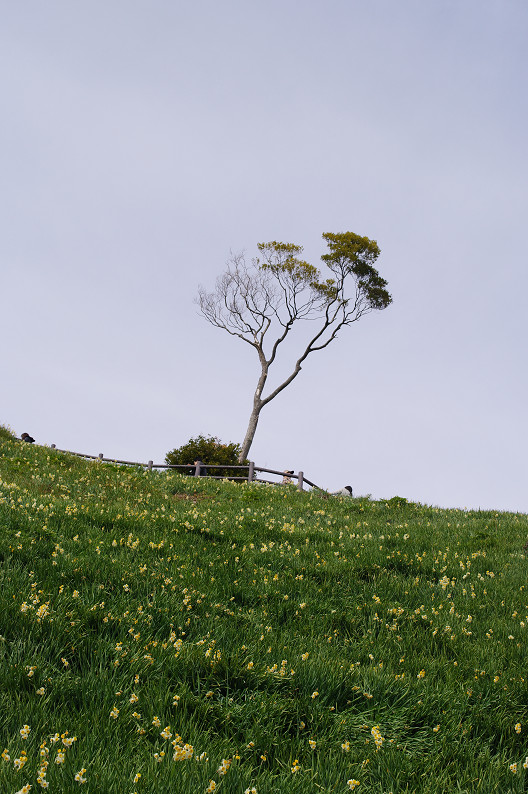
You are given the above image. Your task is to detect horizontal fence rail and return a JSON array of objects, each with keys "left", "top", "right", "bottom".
[{"left": 47, "top": 444, "right": 320, "bottom": 491}]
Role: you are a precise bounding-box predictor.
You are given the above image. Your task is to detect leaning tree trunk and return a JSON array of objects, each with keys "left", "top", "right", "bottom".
[
  {"left": 238, "top": 403, "right": 262, "bottom": 462},
  {"left": 238, "top": 361, "right": 268, "bottom": 462}
]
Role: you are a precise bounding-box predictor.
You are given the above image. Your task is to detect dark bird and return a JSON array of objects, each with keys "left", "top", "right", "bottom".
[{"left": 21, "top": 433, "right": 35, "bottom": 443}]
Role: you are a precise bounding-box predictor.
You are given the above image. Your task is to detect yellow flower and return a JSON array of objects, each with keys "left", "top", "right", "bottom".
[
  {"left": 173, "top": 743, "right": 194, "bottom": 761},
  {"left": 15, "top": 785, "right": 32, "bottom": 794},
  {"left": 291, "top": 759, "right": 301, "bottom": 773},
  {"left": 347, "top": 781, "right": 360, "bottom": 790},
  {"left": 14, "top": 751, "right": 28, "bottom": 770},
  {"left": 515, "top": 723, "right": 522, "bottom": 734},
  {"left": 510, "top": 762, "right": 518, "bottom": 774},
  {"left": 110, "top": 706, "right": 119, "bottom": 719},
  {"left": 341, "top": 741, "right": 350, "bottom": 752},
  {"left": 74, "top": 768, "right": 87, "bottom": 783},
  {"left": 217, "top": 758, "right": 231, "bottom": 775},
  {"left": 205, "top": 781, "right": 216, "bottom": 793},
  {"left": 311, "top": 691, "right": 319, "bottom": 699},
  {"left": 308, "top": 739, "right": 316, "bottom": 750},
  {"left": 417, "top": 669, "right": 426, "bottom": 679},
  {"left": 20, "top": 725, "right": 31, "bottom": 740},
  {"left": 433, "top": 725, "right": 440, "bottom": 733}
]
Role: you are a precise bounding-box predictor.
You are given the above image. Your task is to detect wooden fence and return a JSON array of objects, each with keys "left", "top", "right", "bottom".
[{"left": 48, "top": 445, "right": 319, "bottom": 491}]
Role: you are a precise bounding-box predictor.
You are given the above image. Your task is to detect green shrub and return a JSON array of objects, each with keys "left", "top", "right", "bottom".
[
  {"left": 387, "top": 495, "right": 408, "bottom": 506},
  {"left": 165, "top": 435, "right": 248, "bottom": 479},
  {"left": 0, "top": 423, "right": 16, "bottom": 442}
]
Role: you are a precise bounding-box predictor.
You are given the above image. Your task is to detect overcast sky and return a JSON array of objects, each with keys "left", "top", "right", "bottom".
[{"left": 2, "top": 1, "right": 527, "bottom": 513}]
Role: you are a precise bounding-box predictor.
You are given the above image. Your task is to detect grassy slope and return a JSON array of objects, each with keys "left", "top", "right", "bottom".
[{"left": 1, "top": 427, "right": 528, "bottom": 793}]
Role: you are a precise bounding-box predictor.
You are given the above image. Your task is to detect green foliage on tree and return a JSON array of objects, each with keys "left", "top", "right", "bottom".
[{"left": 165, "top": 435, "right": 248, "bottom": 478}]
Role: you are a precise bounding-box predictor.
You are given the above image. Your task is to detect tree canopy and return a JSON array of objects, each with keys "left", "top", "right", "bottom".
[{"left": 197, "top": 232, "right": 391, "bottom": 460}]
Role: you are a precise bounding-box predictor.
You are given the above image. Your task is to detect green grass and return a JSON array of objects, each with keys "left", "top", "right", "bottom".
[{"left": 1, "top": 427, "right": 528, "bottom": 793}]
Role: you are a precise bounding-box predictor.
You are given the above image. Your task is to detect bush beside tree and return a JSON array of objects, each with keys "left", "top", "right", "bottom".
[{"left": 165, "top": 435, "right": 248, "bottom": 479}]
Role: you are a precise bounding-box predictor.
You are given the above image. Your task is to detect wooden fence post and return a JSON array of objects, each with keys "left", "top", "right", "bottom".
[
  {"left": 98, "top": 453, "right": 103, "bottom": 462},
  {"left": 248, "top": 461, "right": 254, "bottom": 483},
  {"left": 147, "top": 460, "right": 153, "bottom": 471},
  {"left": 194, "top": 460, "right": 201, "bottom": 477},
  {"left": 297, "top": 471, "right": 304, "bottom": 491}
]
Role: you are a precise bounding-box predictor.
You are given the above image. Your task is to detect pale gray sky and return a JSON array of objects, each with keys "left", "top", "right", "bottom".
[{"left": 2, "top": 1, "right": 527, "bottom": 512}]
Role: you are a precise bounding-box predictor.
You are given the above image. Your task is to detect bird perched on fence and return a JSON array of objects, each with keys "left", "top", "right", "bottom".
[
  {"left": 332, "top": 485, "right": 353, "bottom": 497},
  {"left": 21, "top": 432, "right": 35, "bottom": 443}
]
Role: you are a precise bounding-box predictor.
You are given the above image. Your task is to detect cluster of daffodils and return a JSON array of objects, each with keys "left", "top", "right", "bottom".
[
  {"left": 172, "top": 740, "right": 194, "bottom": 762},
  {"left": 37, "top": 741, "right": 49, "bottom": 787},
  {"left": 509, "top": 757, "right": 528, "bottom": 773},
  {"left": 74, "top": 768, "right": 87, "bottom": 783},
  {"left": 266, "top": 658, "right": 295, "bottom": 677},
  {"left": 370, "top": 726, "right": 384, "bottom": 751},
  {"left": 1, "top": 726, "right": 85, "bottom": 790},
  {"left": 201, "top": 758, "right": 235, "bottom": 793},
  {"left": 217, "top": 758, "right": 231, "bottom": 775}
]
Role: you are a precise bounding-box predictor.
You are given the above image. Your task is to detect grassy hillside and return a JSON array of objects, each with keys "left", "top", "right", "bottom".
[{"left": 1, "top": 427, "right": 528, "bottom": 793}]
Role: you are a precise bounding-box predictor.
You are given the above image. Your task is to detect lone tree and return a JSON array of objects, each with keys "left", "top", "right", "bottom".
[{"left": 197, "top": 232, "right": 392, "bottom": 462}]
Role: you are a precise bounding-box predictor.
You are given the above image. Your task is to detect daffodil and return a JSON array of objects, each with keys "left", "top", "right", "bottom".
[{"left": 74, "top": 768, "right": 87, "bottom": 784}]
